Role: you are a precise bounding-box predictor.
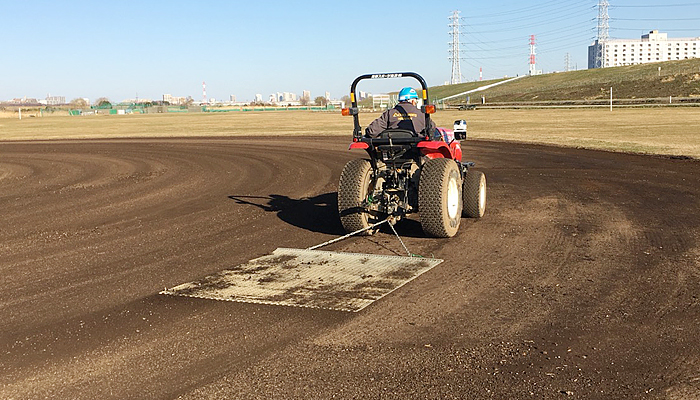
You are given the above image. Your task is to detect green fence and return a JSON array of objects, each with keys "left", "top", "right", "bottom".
[
  {"left": 204, "top": 105, "right": 335, "bottom": 112},
  {"left": 66, "top": 104, "right": 337, "bottom": 116}
]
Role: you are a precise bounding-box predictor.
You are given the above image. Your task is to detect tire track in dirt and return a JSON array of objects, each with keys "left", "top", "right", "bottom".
[
  {"left": 0, "top": 138, "right": 346, "bottom": 337},
  {"left": 1, "top": 137, "right": 699, "bottom": 399}
]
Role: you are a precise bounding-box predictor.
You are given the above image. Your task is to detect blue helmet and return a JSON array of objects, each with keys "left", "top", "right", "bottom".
[{"left": 398, "top": 87, "right": 419, "bottom": 101}]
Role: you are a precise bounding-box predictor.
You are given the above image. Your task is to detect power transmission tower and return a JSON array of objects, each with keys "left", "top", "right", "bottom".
[
  {"left": 448, "top": 10, "right": 465, "bottom": 85},
  {"left": 595, "top": 0, "right": 610, "bottom": 68},
  {"left": 565, "top": 53, "right": 571, "bottom": 72}
]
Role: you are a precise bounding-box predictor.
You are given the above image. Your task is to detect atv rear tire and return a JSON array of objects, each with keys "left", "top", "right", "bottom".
[
  {"left": 462, "top": 170, "right": 486, "bottom": 218},
  {"left": 338, "top": 159, "right": 382, "bottom": 235},
  {"left": 419, "top": 158, "right": 462, "bottom": 238}
]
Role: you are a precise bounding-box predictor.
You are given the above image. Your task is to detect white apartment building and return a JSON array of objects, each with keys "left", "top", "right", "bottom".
[{"left": 588, "top": 30, "right": 700, "bottom": 69}]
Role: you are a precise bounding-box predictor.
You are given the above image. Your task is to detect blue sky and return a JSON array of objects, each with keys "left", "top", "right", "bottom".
[{"left": 1, "top": 0, "right": 699, "bottom": 102}]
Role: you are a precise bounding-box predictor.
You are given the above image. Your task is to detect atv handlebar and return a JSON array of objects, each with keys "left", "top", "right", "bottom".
[{"left": 348, "top": 72, "right": 432, "bottom": 141}]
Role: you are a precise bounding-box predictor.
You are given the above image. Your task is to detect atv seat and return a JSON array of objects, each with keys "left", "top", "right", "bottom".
[
  {"left": 378, "top": 129, "right": 418, "bottom": 139},
  {"left": 361, "top": 129, "right": 425, "bottom": 147}
]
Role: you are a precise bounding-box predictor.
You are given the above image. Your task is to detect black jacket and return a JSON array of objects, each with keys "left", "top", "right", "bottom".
[{"left": 365, "top": 101, "right": 436, "bottom": 138}]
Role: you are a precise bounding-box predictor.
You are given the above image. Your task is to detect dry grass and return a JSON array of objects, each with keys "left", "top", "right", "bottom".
[
  {"left": 433, "top": 108, "right": 700, "bottom": 158},
  {"left": 1, "top": 108, "right": 699, "bottom": 158}
]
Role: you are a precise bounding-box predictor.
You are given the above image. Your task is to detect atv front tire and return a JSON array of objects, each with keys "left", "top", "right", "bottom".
[
  {"left": 462, "top": 170, "right": 486, "bottom": 218},
  {"left": 419, "top": 158, "right": 462, "bottom": 237},
  {"left": 338, "top": 159, "right": 382, "bottom": 235}
]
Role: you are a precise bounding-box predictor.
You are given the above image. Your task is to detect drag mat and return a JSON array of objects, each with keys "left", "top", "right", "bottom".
[
  {"left": 1, "top": 137, "right": 698, "bottom": 399},
  {"left": 161, "top": 248, "right": 443, "bottom": 312}
]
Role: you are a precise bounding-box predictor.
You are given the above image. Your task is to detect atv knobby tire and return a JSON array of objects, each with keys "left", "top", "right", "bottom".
[
  {"left": 462, "top": 170, "right": 486, "bottom": 218},
  {"left": 419, "top": 158, "right": 462, "bottom": 237},
  {"left": 338, "top": 159, "right": 382, "bottom": 235}
]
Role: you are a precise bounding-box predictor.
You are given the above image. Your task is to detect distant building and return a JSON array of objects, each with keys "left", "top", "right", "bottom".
[
  {"left": 14, "top": 97, "right": 40, "bottom": 105},
  {"left": 255, "top": 94, "right": 263, "bottom": 103},
  {"left": 123, "top": 98, "right": 153, "bottom": 104},
  {"left": 330, "top": 100, "right": 345, "bottom": 108},
  {"left": 46, "top": 95, "right": 65, "bottom": 105},
  {"left": 162, "top": 94, "right": 187, "bottom": 105},
  {"left": 230, "top": 94, "right": 236, "bottom": 102},
  {"left": 267, "top": 91, "right": 302, "bottom": 104},
  {"left": 589, "top": 30, "right": 700, "bottom": 69},
  {"left": 302, "top": 90, "right": 311, "bottom": 101},
  {"left": 356, "top": 91, "right": 373, "bottom": 101}
]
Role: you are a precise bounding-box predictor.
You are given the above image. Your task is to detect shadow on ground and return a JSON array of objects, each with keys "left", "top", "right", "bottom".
[
  {"left": 229, "top": 193, "right": 345, "bottom": 235},
  {"left": 229, "top": 192, "right": 434, "bottom": 240}
]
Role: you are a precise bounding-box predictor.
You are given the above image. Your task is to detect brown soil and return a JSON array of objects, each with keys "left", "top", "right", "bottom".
[{"left": 1, "top": 137, "right": 698, "bottom": 399}]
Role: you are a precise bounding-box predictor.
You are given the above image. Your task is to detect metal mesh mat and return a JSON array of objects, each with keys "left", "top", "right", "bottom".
[{"left": 161, "top": 248, "right": 443, "bottom": 312}]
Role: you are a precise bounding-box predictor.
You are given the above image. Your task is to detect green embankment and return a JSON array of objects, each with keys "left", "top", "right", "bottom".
[{"left": 435, "top": 58, "right": 700, "bottom": 103}]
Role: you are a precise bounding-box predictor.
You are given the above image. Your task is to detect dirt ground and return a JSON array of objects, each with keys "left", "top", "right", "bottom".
[{"left": 1, "top": 137, "right": 698, "bottom": 399}]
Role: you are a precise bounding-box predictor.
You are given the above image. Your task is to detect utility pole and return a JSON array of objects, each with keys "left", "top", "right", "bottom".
[
  {"left": 610, "top": 87, "right": 613, "bottom": 111},
  {"left": 595, "top": 0, "right": 610, "bottom": 68},
  {"left": 448, "top": 10, "right": 465, "bottom": 84}
]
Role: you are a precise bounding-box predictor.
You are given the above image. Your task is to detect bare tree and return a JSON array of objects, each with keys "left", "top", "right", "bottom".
[
  {"left": 69, "top": 98, "right": 88, "bottom": 108},
  {"left": 314, "top": 96, "right": 328, "bottom": 106},
  {"left": 94, "top": 97, "right": 112, "bottom": 108}
]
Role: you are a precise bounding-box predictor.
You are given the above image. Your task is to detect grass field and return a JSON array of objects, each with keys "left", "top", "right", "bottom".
[{"left": 1, "top": 108, "right": 699, "bottom": 159}]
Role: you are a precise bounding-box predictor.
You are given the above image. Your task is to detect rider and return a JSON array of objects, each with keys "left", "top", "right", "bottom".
[{"left": 365, "top": 87, "right": 437, "bottom": 138}]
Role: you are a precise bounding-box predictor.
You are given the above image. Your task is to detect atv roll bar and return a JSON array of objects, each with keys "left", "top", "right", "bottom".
[{"left": 348, "top": 72, "right": 432, "bottom": 141}]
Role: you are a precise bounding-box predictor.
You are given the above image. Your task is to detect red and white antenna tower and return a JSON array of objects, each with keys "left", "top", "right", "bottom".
[
  {"left": 479, "top": 67, "right": 483, "bottom": 81},
  {"left": 529, "top": 35, "right": 537, "bottom": 76},
  {"left": 202, "top": 81, "right": 207, "bottom": 104}
]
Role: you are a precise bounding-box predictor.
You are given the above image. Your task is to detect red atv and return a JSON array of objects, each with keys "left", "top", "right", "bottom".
[{"left": 338, "top": 72, "right": 486, "bottom": 238}]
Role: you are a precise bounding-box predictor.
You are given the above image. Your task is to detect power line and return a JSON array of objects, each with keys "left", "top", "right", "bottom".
[
  {"left": 613, "top": 17, "right": 700, "bottom": 21},
  {"left": 466, "top": 19, "right": 594, "bottom": 35},
  {"left": 466, "top": 3, "right": 594, "bottom": 26},
  {"left": 612, "top": 3, "right": 700, "bottom": 7},
  {"left": 463, "top": 21, "right": 594, "bottom": 45},
  {"left": 467, "top": 0, "right": 587, "bottom": 19},
  {"left": 456, "top": 1, "right": 601, "bottom": 79},
  {"left": 465, "top": 29, "right": 595, "bottom": 54},
  {"left": 465, "top": 14, "right": 595, "bottom": 34},
  {"left": 610, "top": 27, "right": 700, "bottom": 32}
]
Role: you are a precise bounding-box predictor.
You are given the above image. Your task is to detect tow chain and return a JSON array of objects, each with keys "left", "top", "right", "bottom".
[
  {"left": 307, "top": 217, "right": 420, "bottom": 257},
  {"left": 386, "top": 221, "right": 412, "bottom": 257}
]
